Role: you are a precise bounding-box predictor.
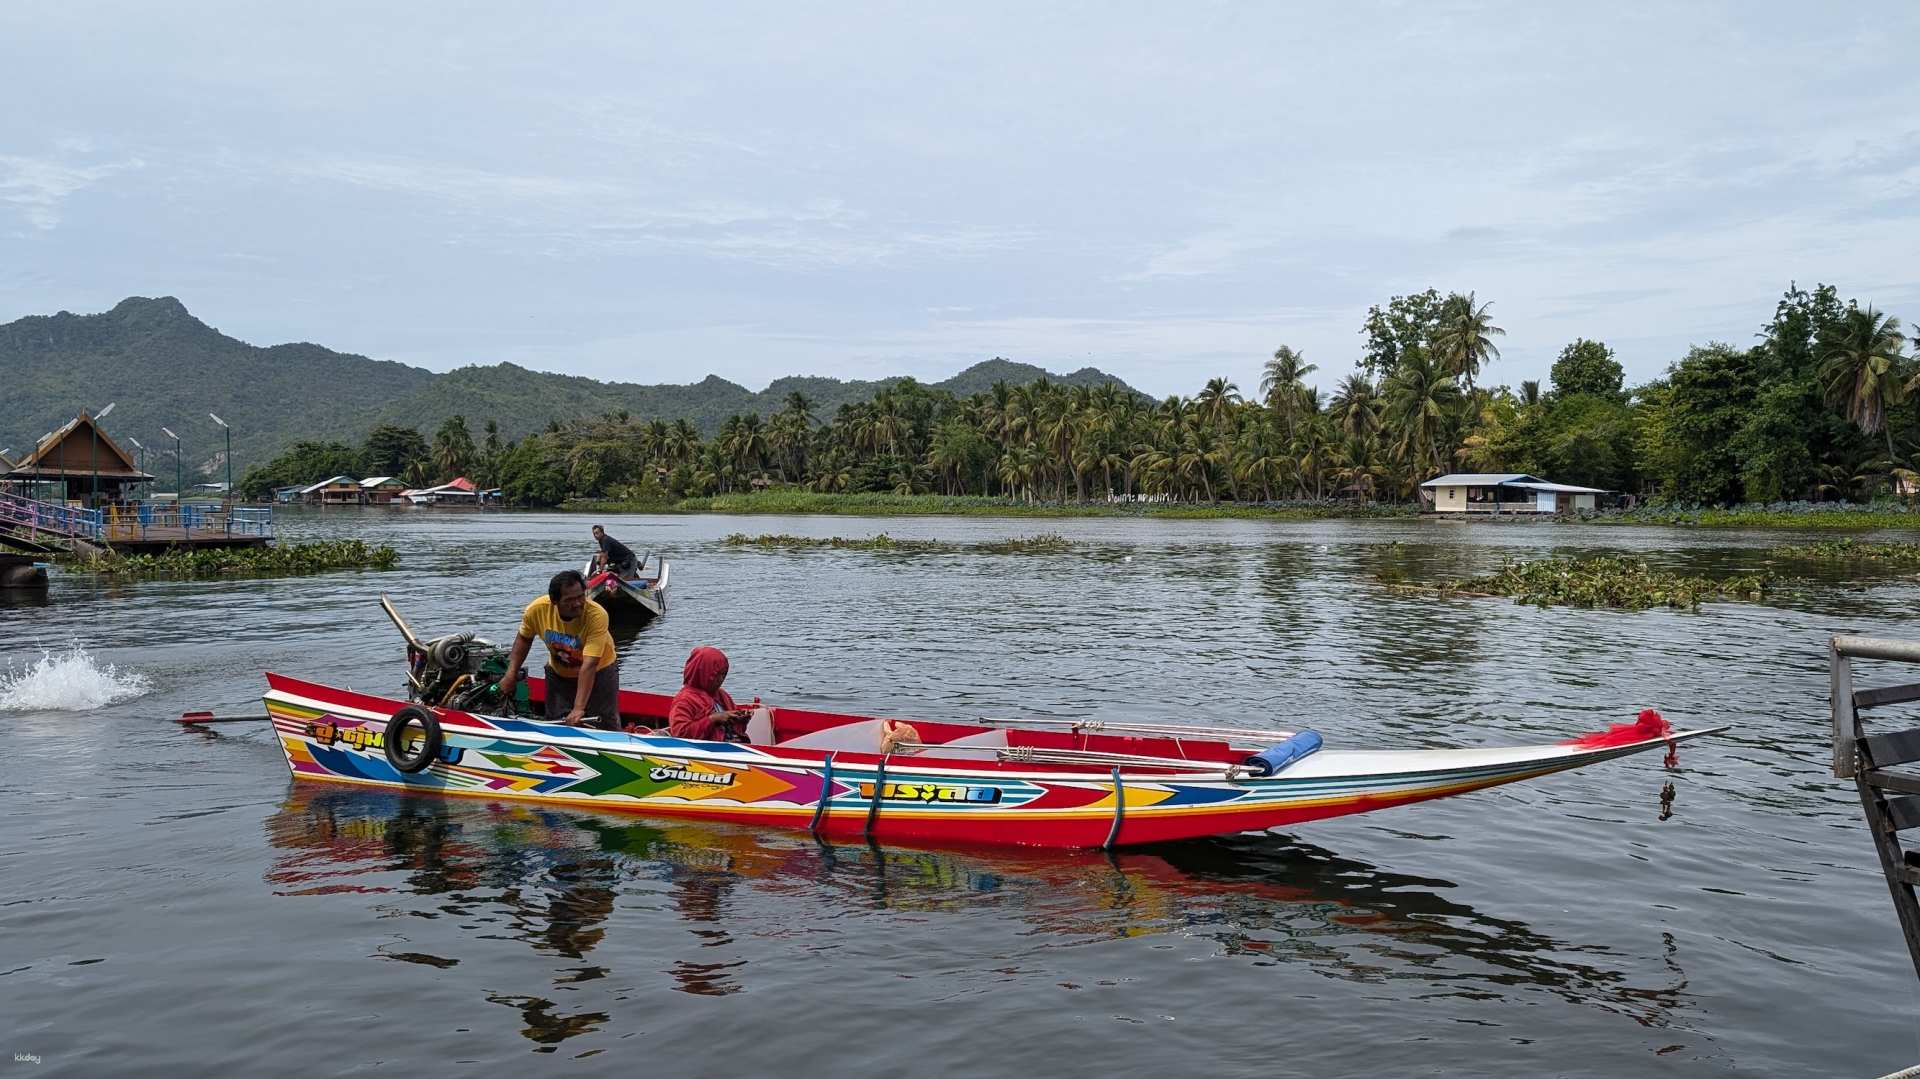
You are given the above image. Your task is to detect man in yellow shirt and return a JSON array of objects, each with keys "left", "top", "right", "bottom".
[{"left": 495, "top": 570, "right": 621, "bottom": 728}]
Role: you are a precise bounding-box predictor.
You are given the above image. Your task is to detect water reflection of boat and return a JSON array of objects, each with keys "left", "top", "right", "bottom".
[
  {"left": 262, "top": 787, "right": 1694, "bottom": 1038},
  {"left": 263, "top": 672, "right": 1720, "bottom": 850}
]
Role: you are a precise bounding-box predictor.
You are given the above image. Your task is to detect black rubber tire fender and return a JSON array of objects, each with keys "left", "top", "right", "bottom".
[{"left": 384, "top": 704, "right": 444, "bottom": 774}]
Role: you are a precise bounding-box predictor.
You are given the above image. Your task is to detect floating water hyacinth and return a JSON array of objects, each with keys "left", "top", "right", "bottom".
[
  {"left": 0, "top": 643, "right": 152, "bottom": 711},
  {"left": 1771, "top": 539, "right": 1920, "bottom": 567},
  {"left": 1432, "top": 555, "right": 1772, "bottom": 611},
  {"left": 721, "top": 532, "right": 1082, "bottom": 555},
  {"left": 69, "top": 540, "right": 398, "bottom": 579}
]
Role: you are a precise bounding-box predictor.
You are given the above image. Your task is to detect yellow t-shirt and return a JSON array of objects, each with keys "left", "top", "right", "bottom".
[{"left": 518, "top": 596, "right": 616, "bottom": 678}]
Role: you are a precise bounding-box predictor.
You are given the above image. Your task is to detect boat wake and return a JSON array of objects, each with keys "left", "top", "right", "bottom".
[{"left": 0, "top": 643, "right": 152, "bottom": 712}]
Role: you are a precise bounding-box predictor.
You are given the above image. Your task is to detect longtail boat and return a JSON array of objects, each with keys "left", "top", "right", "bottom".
[
  {"left": 260, "top": 671, "right": 1719, "bottom": 850},
  {"left": 582, "top": 557, "right": 668, "bottom": 627}
]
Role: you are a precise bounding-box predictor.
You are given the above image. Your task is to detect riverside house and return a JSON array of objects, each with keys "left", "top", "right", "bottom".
[
  {"left": 359, "top": 476, "right": 409, "bottom": 505},
  {"left": 299, "top": 475, "right": 363, "bottom": 506},
  {"left": 1421, "top": 473, "right": 1606, "bottom": 514}
]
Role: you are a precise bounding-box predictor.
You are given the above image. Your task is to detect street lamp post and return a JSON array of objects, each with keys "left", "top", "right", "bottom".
[
  {"left": 209, "top": 414, "right": 231, "bottom": 498},
  {"left": 209, "top": 414, "right": 231, "bottom": 533},
  {"left": 161, "top": 427, "right": 181, "bottom": 503},
  {"left": 126, "top": 437, "right": 145, "bottom": 502},
  {"left": 90, "top": 402, "right": 116, "bottom": 510}
]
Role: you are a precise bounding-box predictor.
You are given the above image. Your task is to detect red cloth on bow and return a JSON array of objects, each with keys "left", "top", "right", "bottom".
[
  {"left": 667, "top": 646, "right": 739, "bottom": 740},
  {"left": 1564, "top": 708, "right": 1672, "bottom": 749}
]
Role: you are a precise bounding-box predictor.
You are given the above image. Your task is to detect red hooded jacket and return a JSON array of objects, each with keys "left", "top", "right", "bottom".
[{"left": 667, "top": 646, "right": 740, "bottom": 740}]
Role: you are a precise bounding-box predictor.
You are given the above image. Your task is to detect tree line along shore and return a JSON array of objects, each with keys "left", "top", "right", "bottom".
[{"left": 241, "top": 282, "right": 1920, "bottom": 527}]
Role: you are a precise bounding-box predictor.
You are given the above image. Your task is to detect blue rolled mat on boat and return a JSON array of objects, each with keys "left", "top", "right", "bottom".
[{"left": 1241, "top": 730, "right": 1323, "bottom": 777}]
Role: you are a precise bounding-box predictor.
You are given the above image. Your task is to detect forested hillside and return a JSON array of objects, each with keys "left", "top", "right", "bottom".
[{"left": 0, "top": 296, "right": 1133, "bottom": 486}]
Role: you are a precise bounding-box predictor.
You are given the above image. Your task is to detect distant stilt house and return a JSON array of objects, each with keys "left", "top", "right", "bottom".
[
  {"left": 1421, "top": 473, "right": 1606, "bottom": 514},
  {"left": 2, "top": 413, "right": 155, "bottom": 506},
  {"left": 299, "top": 475, "right": 363, "bottom": 506},
  {"left": 359, "top": 476, "right": 409, "bottom": 505},
  {"left": 403, "top": 476, "right": 483, "bottom": 505}
]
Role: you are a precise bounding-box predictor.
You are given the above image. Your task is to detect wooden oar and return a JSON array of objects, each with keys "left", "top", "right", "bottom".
[{"left": 178, "top": 711, "right": 272, "bottom": 725}]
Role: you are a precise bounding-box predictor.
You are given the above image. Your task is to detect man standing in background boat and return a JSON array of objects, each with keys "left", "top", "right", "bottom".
[
  {"left": 590, "top": 524, "right": 639, "bottom": 579},
  {"left": 494, "top": 569, "right": 621, "bottom": 729}
]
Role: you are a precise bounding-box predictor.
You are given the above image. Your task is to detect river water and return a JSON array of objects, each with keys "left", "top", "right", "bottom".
[{"left": 2, "top": 509, "right": 1916, "bottom": 1076}]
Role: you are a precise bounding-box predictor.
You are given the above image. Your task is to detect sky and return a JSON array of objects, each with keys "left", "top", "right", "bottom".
[{"left": 2, "top": 2, "right": 1917, "bottom": 399}]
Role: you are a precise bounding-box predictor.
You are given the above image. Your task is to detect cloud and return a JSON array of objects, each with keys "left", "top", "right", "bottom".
[
  {"left": 284, "top": 152, "right": 1035, "bottom": 269},
  {"left": 0, "top": 153, "right": 143, "bottom": 230}
]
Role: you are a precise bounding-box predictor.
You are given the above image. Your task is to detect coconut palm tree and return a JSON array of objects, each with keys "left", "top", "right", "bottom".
[
  {"left": 666, "top": 420, "right": 700, "bottom": 465},
  {"left": 730, "top": 413, "right": 768, "bottom": 475},
  {"left": 1130, "top": 446, "right": 1175, "bottom": 500},
  {"left": 1174, "top": 433, "right": 1216, "bottom": 502},
  {"left": 1822, "top": 305, "right": 1909, "bottom": 458},
  {"left": 431, "top": 415, "right": 476, "bottom": 479},
  {"left": 1328, "top": 374, "right": 1380, "bottom": 441},
  {"left": 1430, "top": 292, "right": 1505, "bottom": 390},
  {"left": 1383, "top": 351, "right": 1464, "bottom": 479},
  {"left": 998, "top": 443, "right": 1040, "bottom": 503},
  {"left": 1195, "top": 378, "right": 1242, "bottom": 432},
  {"left": 1261, "top": 346, "right": 1318, "bottom": 443},
  {"left": 783, "top": 391, "right": 814, "bottom": 423}
]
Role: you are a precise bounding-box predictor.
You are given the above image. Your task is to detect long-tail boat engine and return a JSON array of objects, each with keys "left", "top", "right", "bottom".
[{"left": 405, "top": 632, "right": 530, "bottom": 715}]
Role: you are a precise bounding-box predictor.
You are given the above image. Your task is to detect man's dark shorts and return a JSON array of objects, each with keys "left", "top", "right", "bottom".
[{"left": 543, "top": 660, "right": 621, "bottom": 729}]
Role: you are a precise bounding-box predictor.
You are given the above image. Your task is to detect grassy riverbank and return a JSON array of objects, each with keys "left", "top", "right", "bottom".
[
  {"left": 577, "top": 491, "right": 1411, "bottom": 520},
  {"left": 67, "top": 540, "right": 399, "bottom": 580},
  {"left": 565, "top": 490, "right": 1920, "bottom": 529}
]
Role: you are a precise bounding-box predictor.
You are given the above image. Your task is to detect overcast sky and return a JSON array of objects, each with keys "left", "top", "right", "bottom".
[{"left": 3, "top": 2, "right": 1917, "bottom": 398}]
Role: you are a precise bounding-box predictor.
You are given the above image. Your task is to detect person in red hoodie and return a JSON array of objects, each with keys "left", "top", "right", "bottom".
[{"left": 667, "top": 646, "right": 751, "bottom": 742}]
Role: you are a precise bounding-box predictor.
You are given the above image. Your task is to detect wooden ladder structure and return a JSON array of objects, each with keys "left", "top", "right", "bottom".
[{"left": 1831, "top": 635, "right": 1920, "bottom": 980}]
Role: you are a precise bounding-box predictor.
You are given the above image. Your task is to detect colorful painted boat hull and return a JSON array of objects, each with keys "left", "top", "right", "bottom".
[{"left": 263, "top": 673, "right": 1717, "bottom": 849}]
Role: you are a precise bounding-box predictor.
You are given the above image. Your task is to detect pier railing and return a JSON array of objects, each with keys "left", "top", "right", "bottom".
[
  {"left": 100, "top": 503, "right": 274, "bottom": 542},
  {"left": 1829, "top": 635, "right": 1920, "bottom": 979},
  {"left": 0, "top": 490, "right": 102, "bottom": 542}
]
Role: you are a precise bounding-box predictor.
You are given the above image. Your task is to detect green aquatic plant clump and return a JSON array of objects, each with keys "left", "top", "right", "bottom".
[
  {"left": 1770, "top": 538, "right": 1920, "bottom": 566},
  {"left": 721, "top": 531, "right": 1085, "bottom": 556},
  {"left": 74, "top": 540, "right": 400, "bottom": 579},
  {"left": 972, "top": 533, "right": 1075, "bottom": 554},
  {"left": 1586, "top": 500, "right": 1920, "bottom": 530},
  {"left": 1438, "top": 555, "right": 1771, "bottom": 611},
  {"left": 721, "top": 532, "right": 952, "bottom": 553}
]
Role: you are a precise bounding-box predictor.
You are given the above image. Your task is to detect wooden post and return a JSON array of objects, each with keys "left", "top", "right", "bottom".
[{"left": 1832, "top": 638, "right": 1855, "bottom": 779}]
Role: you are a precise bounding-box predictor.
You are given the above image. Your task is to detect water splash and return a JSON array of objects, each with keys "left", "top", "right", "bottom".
[{"left": 0, "top": 643, "right": 152, "bottom": 712}]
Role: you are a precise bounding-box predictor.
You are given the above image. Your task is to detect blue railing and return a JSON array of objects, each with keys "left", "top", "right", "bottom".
[
  {"left": 101, "top": 502, "right": 274, "bottom": 542},
  {"left": 0, "top": 491, "right": 102, "bottom": 540}
]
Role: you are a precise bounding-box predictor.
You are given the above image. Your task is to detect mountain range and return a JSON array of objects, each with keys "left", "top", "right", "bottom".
[{"left": 0, "top": 297, "right": 1136, "bottom": 481}]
